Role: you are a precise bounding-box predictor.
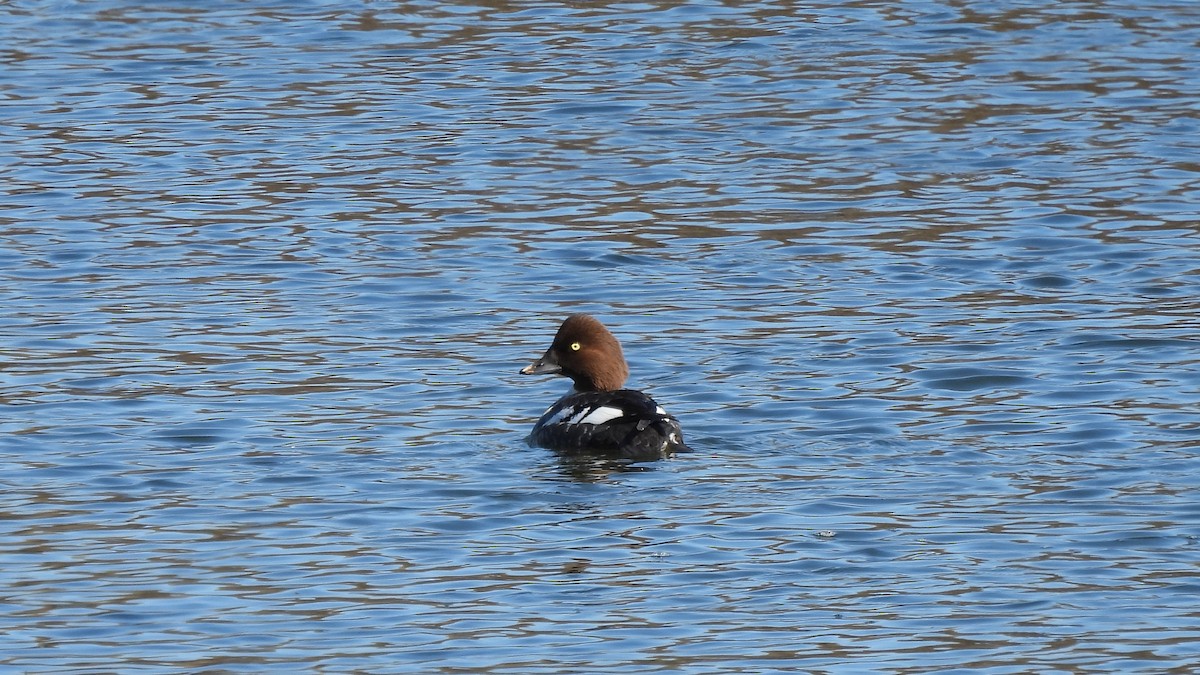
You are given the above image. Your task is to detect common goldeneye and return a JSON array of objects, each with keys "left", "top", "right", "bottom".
[{"left": 519, "top": 313, "right": 691, "bottom": 461}]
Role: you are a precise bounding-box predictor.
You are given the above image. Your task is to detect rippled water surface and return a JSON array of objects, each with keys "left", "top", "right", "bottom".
[{"left": 3, "top": 0, "right": 1200, "bottom": 671}]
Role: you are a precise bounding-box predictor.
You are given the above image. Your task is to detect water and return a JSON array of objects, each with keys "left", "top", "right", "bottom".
[{"left": 2, "top": 0, "right": 1199, "bottom": 671}]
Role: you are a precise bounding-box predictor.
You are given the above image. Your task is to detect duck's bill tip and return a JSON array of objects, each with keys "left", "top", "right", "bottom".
[{"left": 520, "top": 360, "right": 561, "bottom": 375}]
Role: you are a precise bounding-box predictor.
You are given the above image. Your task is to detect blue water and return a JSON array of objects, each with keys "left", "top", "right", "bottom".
[{"left": 2, "top": 0, "right": 1199, "bottom": 672}]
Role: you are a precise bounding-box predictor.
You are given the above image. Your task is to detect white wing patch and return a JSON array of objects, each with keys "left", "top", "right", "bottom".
[
  {"left": 543, "top": 403, "right": 628, "bottom": 427},
  {"left": 655, "top": 406, "right": 666, "bottom": 416},
  {"left": 543, "top": 406, "right": 575, "bottom": 426},
  {"left": 575, "top": 405, "right": 625, "bottom": 425}
]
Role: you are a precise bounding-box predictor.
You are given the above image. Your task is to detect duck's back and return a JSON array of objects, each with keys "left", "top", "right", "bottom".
[{"left": 528, "top": 389, "right": 690, "bottom": 462}]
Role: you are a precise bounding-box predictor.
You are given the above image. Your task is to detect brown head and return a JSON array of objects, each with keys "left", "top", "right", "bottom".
[{"left": 519, "top": 314, "right": 629, "bottom": 392}]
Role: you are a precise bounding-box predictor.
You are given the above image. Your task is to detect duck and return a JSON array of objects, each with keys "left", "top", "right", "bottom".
[{"left": 519, "top": 313, "right": 690, "bottom": 461}]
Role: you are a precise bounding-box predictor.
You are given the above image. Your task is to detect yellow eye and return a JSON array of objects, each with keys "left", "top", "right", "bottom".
[{"left": 570, "top": 342, "right": 581, "bottom": 351}]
